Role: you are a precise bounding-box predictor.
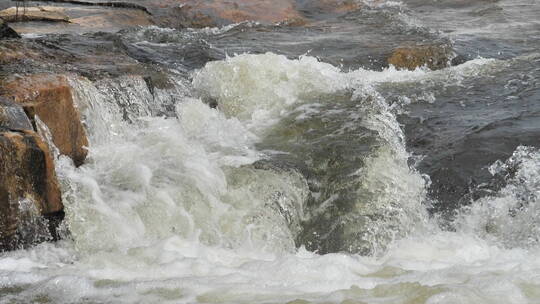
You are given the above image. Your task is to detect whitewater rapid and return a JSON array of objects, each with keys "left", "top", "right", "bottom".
[{"left": 1, "top": 52, "right": 539, "bottom": 304}]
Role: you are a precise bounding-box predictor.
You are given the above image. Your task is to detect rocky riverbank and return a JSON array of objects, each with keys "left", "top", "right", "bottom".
[{"left": 0, "top": 0, "right": 460, "bottom": 251}]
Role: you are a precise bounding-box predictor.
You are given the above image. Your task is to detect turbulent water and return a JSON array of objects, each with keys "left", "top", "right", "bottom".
[{"left": 2, "top": 0, "right": 540, "bottom": 303}]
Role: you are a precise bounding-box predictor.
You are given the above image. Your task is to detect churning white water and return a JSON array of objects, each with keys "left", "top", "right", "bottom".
[{"left": 1, "top": 53, "right": 539, "bottom": 303}]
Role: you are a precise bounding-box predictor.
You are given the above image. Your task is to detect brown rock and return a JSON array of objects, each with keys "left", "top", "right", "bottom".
[
  {"left": 1, "top": 74, "right": 89, "bottom": 166},
  {"left": 387, "top": 44, "right": 454, "bottom": 70},
  {"left": 312, "top": 0, "right": 362, "bottom": 13},
  {"left": 0, "top": 6, "right": 70, "bottom": 23},
  {"left": 70, "top": 8, "right": 153, "bottom": 29},
  {"left": 174, "top": 0, "right": 306, "bottom": 28},
  {"left": 0, "top": 130, "right": 63, "bottom": 250}
]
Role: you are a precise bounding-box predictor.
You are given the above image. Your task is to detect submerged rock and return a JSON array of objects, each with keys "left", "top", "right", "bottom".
[
  {"left": 387, "top": 43, "right": 454, "bottom": 70},
  {"left": 0, "top": 18, "right": 20, "bottom": 39},
  {"left": 0, "top": 129, "right": 63, "bottom": 251},
  {"left": 1, "top": 74, "right": 89, "bottom": 167}
]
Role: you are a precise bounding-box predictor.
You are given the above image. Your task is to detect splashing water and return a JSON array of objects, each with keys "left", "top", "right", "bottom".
[{"left": 0, "top": 50, "right": 539, "bottom": 304}]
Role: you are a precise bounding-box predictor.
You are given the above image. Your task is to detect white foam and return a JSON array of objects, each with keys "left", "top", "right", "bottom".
[{"left": 0, "top": 54, "right": 537, "bottom": 303}]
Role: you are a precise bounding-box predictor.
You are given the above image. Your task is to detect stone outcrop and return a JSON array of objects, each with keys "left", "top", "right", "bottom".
[
  {"left": 1, "top": 74, "right": 89, "bottom": 166},
  {"left": 0, "top": 6, "right": 70, "bottom": 23},
  {"left": 69, "top": 7, "right": 153, "bottom": 29},
  {"left": 2, "top": 0, "right": 311, "bottom": 31},
  {"left": 168, "top": 0, "right": 306, "bottom": 28},
  {"left": 0, "top": 123, "right": 63, "bottom": 250},
  {"left": 387, "top": 44, "right": 454, "bottom": 70},
  {"left": 0, "top": 18, "right": 20, "bottom": 39},
  {"left": 4, "top": 6, "right": 153, "bottom": 35}
]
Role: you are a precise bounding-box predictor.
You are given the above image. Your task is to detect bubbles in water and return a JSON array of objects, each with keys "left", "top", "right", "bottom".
[
  {"left": 456, "top": 146, "right": 540, "bottom": 248},
  {"left": 192, "top": 53, "right": 348, "bottom": 124},
  {"left": 1, "top": 50, "right": 537, "bottom": 303}
]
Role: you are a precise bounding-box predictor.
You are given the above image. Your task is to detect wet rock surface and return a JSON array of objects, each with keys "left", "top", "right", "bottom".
[
  {"left": 172, "top": 0, "right": 306, "bottom": 28},
  {"left": 388, "top": 43, "right": 455, "bottom": 70},
  {"left": 0, "top": 98, "right": 33, "bottom": 131},
  {"left": 1, "top": 74, "right": 89, "bottom": 167},
  {"left": 0, "top": 129, "right": 63, "bottom": 251},
  {"left": 0, "top": 18, "right": 20, "bottom": 39},
  {"left": 298, "top": 0, "right": 363, "bottom": 16},
  {"left": 8, "top": 6, "right": 154, "bottom": 35}
]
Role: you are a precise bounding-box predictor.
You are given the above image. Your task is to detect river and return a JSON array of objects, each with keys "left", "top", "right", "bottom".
[{"left": 1, "top": 0, "right": 540, "bottom": 303}]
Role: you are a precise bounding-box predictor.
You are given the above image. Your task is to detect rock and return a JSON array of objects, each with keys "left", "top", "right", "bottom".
[
  {"left": 3, "top": 6, "right": 153, "bottom": 35},
  {"left": 387, "top": 44, "right": 454, "bottom": 70},
  {"left": 14, "top": 0, "right": 305, "bottom": 29},
  {"left": 173, "top": 0, "right": 306, "bottom": 28},
  {"left": 70, "top": 7, "right": 153, "bottom": 29},
  {"left": 0, "top": 130, "right": 63, "bottom": 251},
  {"left": 0, "top": 40, "right": 40, "bottom": 64},
  {"left": 319, "top": 0, "right": 362, "bottom": 13},
  {"left": 0, "top": 18, "right": 20, "bottom": 39},
  {"left": 301, "top": 0, "right": 363, "bottom": 14},
  {"left": 0, "top": 98, "right": 33, "bottom": 131},
  {"left": 0, "top": 6, "right": 70, "bottom": 23},
  {"left": 1, "top": 74, "right": 89, "bottom": 166}
]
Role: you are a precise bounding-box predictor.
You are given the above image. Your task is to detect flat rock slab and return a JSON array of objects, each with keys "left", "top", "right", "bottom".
[
  {"left": 5, "top": 5, "right": 153, "bottom": 35},
  {"left": 29, "top": 0, "right": 307, "bottom": 28},
  {"left": 0, "top": 6, "right": 70, "bottom": 22},
  {"left": 172, "top": 0, "right": 306, "bottom": 27},
  {"left": 5, "top": 0, "right": 386, "bottom": 30}
]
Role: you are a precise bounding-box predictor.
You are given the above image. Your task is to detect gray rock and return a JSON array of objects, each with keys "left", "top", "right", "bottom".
[
  {"left": 0, "top": 97, "right": 33, "bottom": 131},
  {"left": 0, "top": 18, "right": 20, "bottom": 39}
]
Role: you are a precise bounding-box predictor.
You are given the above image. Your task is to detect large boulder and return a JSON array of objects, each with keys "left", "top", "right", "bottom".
[
  {"left": 0, "top": 18, "right": 20, "bottom": 39},
  {"left": 0, "top": 129, "right": 63, "bottom": 251},
  {"left": 172, "top": 0, "right": 306, "bottom": 28},
  {"left": 387, "top": 43, "right": 454, "bottom": 70},
  {"left": 1, "top": 74, "right": 89, "bottom": 166}
]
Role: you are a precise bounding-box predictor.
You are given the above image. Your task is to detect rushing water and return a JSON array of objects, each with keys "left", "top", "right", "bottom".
[{"left": 1, "top": 0, "right": 540, "bottom": 303}]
